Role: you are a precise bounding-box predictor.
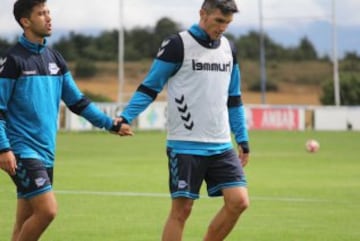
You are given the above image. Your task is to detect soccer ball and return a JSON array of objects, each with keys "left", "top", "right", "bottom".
[{"left": 305, "top": 139, "right": 320, "bottom": 153}]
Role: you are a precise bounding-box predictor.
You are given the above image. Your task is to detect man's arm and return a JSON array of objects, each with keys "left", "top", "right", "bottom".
[
  {"left": 0, "top": 55, "right": 18, "bottom": 175},
  {"left": 228, "top": 42, "right": 250, "bottom": 166},
  {"left": 120, "top": 34, "right": 183, "bottom": 124},
  {"left": 61, "top": 71, "right": 127, "bottom": 135}
]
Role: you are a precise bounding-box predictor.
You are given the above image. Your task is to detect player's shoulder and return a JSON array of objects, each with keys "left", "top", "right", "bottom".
[
  {"left": 1, "top": 42, "right": 24, "bottom": 59},
  {"left": 162, "top": 33, "right": 183, "bottom": 48},
  {"left": 0, "top": 43, "right": 23, "bottom": 75},
  {"left": 44, "top": 46, "right": 69, "bottom": 72},
  {"left": 156, "top": 33, "right": 183, "bottom": 63},
  {"left": 221, "top": 36, "right": 238, "bottom": 63},
  {"left": 46, "top": 46, "right": 66, "bottom": 62},
  {"left": 221, "top": 36, "right": 237, "bottom": 52},
  {"left": 0, "top": 51, "right": 18, "bottom": 78}
]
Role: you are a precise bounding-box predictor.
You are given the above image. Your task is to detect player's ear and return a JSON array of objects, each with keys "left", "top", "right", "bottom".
[
  {"left": 20, "top": 17, "right": 31, "bottom": 28},
  {"left": 200, "top": 8, "right": 206, "bottom": 18}
]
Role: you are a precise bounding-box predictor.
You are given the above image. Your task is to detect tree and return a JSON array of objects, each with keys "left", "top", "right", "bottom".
[
  {"left": 154, "top": 17, "right": 181, "bottom": 41},
  {"left": 320, "top": 74, "right": 360, "bottom": 105},
  {"left": 125, "top": 27, "right": 154, "bottom": 60},
  {"left": 294, "top": 36, "right": 318, "bottom": 60},
  {"left": 74, "top": 59, "right": 97, "bottom": 78},
  {"left": 93, "top": 30, "right": 118, "bottom": 61},
  {"left": 46, "top": 17, "right": 339, "bottom": 64},
  {"left": 341, "top": 51, "right": 360, "bottom": 72},
  {"left": 343, "top": 51, "right": 360, "bottom": 61},
  {"left": 0, "top": 38, "right": 13, "bottom": 55},
  {"left": 53, "top": 35, "right": 78, "bottom": 61},
  {"left": 235, "top": 31, "right": 260, "bottom": 60}
]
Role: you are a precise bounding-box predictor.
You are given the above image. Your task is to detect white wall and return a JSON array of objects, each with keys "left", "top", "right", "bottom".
[{"left": 314, "top": 107, "right": 360, "bottom": 131}]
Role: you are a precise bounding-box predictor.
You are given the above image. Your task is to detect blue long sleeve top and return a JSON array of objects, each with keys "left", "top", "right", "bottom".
[{"left": 0, "top": 35, "right": 113, "bottom": 167}]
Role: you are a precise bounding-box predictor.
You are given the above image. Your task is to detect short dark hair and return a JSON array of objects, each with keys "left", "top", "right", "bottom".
[
  {"left": 13, "top": 0, "right": 47, "bottom": 27},
  {"left": 201, "top": 0, "right": 239, "bottom": 15}
]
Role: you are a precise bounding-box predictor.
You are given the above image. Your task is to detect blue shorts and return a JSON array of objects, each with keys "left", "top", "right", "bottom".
[
  {"left": 167, "top": 148, "right": 247, "bottom": 199},
  {"left": 10, "top": 158, "right": 53, "bottom": 199}
]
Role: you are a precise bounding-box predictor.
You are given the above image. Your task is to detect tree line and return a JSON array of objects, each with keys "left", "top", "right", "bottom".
[
  {"left": 0, "top": 17, "right": 359, "bottom": 105},
  {"left": 1, "top": 17, "right": 359, "bottom": 62}
]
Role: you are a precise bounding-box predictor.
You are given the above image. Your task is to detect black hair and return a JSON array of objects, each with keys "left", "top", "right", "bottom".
[
  {"left": 13, "top": 0, "right": 47, "bottom": 27},
  {"left": 201, "top": 0, "right": 239, "bottom": 15}
]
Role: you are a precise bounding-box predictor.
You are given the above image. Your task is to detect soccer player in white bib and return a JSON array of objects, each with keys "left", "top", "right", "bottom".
[{"left": 119, "top": 0, "right": 250, "bottom": 240}]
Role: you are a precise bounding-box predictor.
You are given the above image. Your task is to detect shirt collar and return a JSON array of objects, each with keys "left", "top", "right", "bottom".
[
  {"left": 19, "top": 34, "right": 47, "bottom": 54},
  {"left": 188, "top": 24, "right": 220, "bottom": 48}
]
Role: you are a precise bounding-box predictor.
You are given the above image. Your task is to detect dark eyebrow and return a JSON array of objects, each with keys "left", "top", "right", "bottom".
[{"left": 215, "top": 17, "right": 231, "bottom": 24}]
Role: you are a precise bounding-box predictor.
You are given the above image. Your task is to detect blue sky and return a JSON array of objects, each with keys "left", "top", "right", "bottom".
[{"left": 1, "top": 0, "right": 359, "bottom": 57}]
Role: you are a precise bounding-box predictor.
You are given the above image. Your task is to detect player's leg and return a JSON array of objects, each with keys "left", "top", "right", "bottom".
[
  {"left": 203, "top": 186, "right": 249, "bottom": 241},
  {"left": 11, "top": 198, "right": 33, "bottom": 241},
  {"left": 163, "top": 148, "right": 206, "bottom": 241},
  {"left": 203, "top": 149, "right": 249, "bottom": 241},
  {"left": 162, "top": 197, "right": 194, "bottom": 241},
  {"left": 14, "top": 191, "right": 57, "bottom": 241},
  {"left": 10, "top": 158, "right": 57, "bottom": 241}
]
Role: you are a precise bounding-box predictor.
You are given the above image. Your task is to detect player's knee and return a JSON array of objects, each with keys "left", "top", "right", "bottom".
[
  {"left": 171, "top": 199, "right": 194, "bottom": 223},
  {"left": 43, "top": 209, "right": 57, "bottom": 224},
  {"left": 233, "top": 197, "right": 249, "bottom": 214},
  {"left": 182, "top": 201, "right": 193, "bottom": 219},
  {"left": 225, "top": 193, "right": 249, "bottom": 215},
  {"left": 46, "top": 206, "right": 57, "bottom": 221},
  {"left": 176, "top": 203, "right": 193, "bottom": 223},
  {"left": 38, "top": 204, "right": 58, "bottom": 223},
  {"left": 237, "top": 196, "right": 250, "bottom": 212}
]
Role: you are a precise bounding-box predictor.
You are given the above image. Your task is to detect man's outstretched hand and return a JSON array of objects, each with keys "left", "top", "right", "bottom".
[{"left": 110, "top": 118, "right": 134, "bottom": 136}]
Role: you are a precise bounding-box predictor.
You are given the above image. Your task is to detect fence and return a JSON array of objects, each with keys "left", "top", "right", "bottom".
[{"left": 59, "top": 102, "right": 360, "bottom": 131}]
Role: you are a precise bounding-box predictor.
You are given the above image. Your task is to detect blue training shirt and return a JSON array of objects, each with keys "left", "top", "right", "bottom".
[{"left": 0, "top": 35, "right": 114, "bottom": 167}]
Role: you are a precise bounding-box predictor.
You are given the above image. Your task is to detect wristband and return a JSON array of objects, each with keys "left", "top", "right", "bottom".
[
  {"left": 239, "top": 141, "right": 250, "bottom": 154},
  {"left": 0, "top": 148, "right": 11, "bottom": 154},
  {"left": 110, "top": 117, "right": 129, "bottom": 132},
  {"left": 110, "top": 122, "right": 122, "bottom": 132}
]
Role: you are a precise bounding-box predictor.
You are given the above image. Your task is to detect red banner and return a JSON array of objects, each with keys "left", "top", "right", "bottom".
[{"left": 247, "top": 108, "right": 301, "bottom": 130}]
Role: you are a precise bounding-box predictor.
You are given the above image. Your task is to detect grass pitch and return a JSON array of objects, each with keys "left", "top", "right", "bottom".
[{"left": 0, "top": 130, "right": 359, "bottom": 241}]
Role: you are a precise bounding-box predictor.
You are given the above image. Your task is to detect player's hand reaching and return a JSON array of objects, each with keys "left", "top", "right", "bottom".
[
  {"left": 119, "top": 122, "right": 133, "bottom": 136},
  {"left": 110, "top": 117, "right": 133, "bottom": 136},
  {"left": 0, "top": 151, "right": 17, "bottom": 176},
  {"left": 238, "top": 142, "right": 250, "bottom": 167}
]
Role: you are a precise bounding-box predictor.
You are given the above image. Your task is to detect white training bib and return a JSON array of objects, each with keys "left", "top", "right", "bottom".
[{"left": 167, "top": 31, "right": 233, "bottom": 143}]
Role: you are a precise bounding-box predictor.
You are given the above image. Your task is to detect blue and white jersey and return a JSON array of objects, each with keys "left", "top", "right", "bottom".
[
  {"left": 0, "top": 35, "right": 113, "bottom": 167},
  {"left": 120, "top": 24, "right": 249, "bottom": 156}
]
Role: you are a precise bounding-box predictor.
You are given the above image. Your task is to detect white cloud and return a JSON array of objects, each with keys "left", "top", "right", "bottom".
[
  {"left": 336, "top": 0, "right": 360, "bottom": 26},
  {"left": 1, "top": 0, "right": 359, "bottom": 34},
  {"left": 1, "top": 0, "right": 359, "bottom": 55},
  {"left": 0, "top": 0, "right": 20, "bottom": 34},
  {"left": 236, "top": 0, "right": 360, "bottom": 29},
  {"left": 123, "top": 0, "right": 201, "bottom": 29}
]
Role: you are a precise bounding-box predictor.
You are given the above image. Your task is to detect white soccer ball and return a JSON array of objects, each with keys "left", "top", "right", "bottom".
[{"left": 305, "top": 139, "right": 320, "bottom": 153}]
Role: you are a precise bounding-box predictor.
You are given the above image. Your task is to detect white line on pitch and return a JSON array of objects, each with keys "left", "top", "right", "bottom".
[
  {"left": 56, "top": 190, "right": 168, "bottom": 198},
  {"left": 55, "top": 190, "right": 330, "bottom": 203}
]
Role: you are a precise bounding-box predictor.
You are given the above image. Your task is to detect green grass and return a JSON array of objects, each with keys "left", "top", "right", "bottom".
[{"left": 1, "top": 130, "right": 359, "bottom": 241}]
